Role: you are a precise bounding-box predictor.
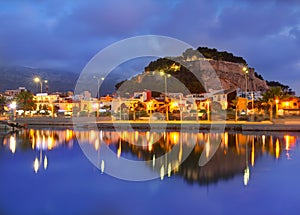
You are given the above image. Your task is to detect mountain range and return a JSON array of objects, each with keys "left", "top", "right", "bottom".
[
  {"left": 0, "top": 65, "right": 78, "bottom": 93},
  {"left": 0, "top": 65, "right": 134, "bottom": 95}
]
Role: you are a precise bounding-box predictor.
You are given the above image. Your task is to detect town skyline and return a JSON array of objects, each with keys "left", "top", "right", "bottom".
[
  {"left": 0, "top": 46, "right": 296, "bottom": 97},
  {"left": 0, "top": 0, "right": 299, "bottom": 94}
]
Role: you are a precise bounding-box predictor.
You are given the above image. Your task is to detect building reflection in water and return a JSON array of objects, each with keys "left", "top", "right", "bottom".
[{"left": 1, "top": 129, "right": 299, "bottom": 185}]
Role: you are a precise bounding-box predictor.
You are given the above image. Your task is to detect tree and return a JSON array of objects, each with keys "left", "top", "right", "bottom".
[
  {"left": 15, "top": 91, "right": 35, "bottom": 111},
  {"left": 197, "top": 47, "right": 247, "bottom": 64},
  {"left": 0, "top": 96, "right": 7, "bottom": 114},
  {"left": 260, "top": 87, "right": 286, "bottom": 120},
  {"left": 182, "top": 48, "right": 201, "bottom": 60},
  {"left": 261, "top": 87, "right": 284, "bottom": 103},
  {"left": 231, "top": 98, "right": 239, "bottom": 121}
]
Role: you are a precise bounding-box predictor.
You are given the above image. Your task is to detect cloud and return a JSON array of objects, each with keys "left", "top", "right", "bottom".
[{"left": 0, "top": 0, "right": 299, "bottom": 93}]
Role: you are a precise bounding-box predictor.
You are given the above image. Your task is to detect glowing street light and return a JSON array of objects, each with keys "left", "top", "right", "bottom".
[
  {"left": 93, "top": 76, "right": 105, "bottom": 99},
  {"left": 9, "top": 101, "right": 17, "bottom": 109},
  {"left": 34, "top": 77, "right": 48, "bottom": 93},
  {"left": 242, "top": 67, "right": 249, "bottom": 99},
  {"left": 9, "top": 101, "right": 17, "bottom": 121}
]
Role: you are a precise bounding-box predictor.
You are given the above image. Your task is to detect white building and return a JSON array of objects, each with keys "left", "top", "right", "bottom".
[
  {"left": 5, "top": 87, "right": 27, "bottom": 97},
  {"left": 236, "top": 88, "right": 263, "bottom": 101}
]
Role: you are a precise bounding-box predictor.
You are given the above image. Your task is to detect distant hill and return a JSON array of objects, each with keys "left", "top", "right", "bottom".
[
  {"left": 0, "top": 62, "right": 143, "bottom": 96},
  {"left": 0, "top": 65, "right": 78, "bottom": 93}
]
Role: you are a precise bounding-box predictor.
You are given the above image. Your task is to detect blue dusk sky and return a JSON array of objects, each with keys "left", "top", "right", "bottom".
[{"left": 0, "top": 0, "right": 299, "bottom": 94}]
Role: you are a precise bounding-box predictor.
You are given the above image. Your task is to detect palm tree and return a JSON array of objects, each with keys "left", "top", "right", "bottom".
[
  {"left": 261, "top": 87, "right": 284, "bottom": 101},
  {"left": 15, "top": 91, "right": 35, "bottom": 112},
  {"left": 260, "top": 87, "right": 287, "bottom": 120},
  {"left": 0, "top": 96, "right": 7, "bottom": 114}
]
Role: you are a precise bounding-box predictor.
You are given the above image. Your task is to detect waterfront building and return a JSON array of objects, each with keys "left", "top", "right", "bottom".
[
  {"left": 5, "top": 87, "right": 28, "bottom": 100},
  {"left": 212, "top": 89, "right": 236, "bottom": 110},
  {"left": 279, "top": 97, "right": 300, "bottom": 115}
]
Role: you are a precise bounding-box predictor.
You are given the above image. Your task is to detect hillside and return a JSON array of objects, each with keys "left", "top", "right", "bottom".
[
  {"left": 0, "top": 64, "right": 137, "bottom": 96},
  {"left": 0, "top": 65, "right": 78, "bottom": 93},
  {"left": 115, "top": 48, "right": 269, "bottom": 95}
]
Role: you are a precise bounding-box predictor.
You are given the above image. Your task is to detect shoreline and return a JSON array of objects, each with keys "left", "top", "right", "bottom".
[{"left": 10, "top": 117, "right": 300, "bottom": 132}]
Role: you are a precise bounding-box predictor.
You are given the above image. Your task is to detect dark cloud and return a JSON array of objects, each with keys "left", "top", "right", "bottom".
[{"left": 0, "top": 0, "right": 299, "bottom": 93}]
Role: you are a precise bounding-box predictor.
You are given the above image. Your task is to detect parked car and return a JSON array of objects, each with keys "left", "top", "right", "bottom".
[
  {"left": 150, "top": 112, "right": 165, "bottom": 120},
  {"left": 187, "top": 109, "right": 207, "bottom": 120},
  {"left": 78, "top": 110, "right": 88, "bottom": 117}
]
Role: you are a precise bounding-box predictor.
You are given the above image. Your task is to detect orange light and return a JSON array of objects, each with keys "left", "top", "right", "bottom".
[
  {"left": 117, "top": 143, "right": 122, "bottom": 158},
  {"left": 148, "top": 141, "right": 153, "bottom": 151},
  {"left": 224, "top": 132, "right": 228, "bottom": 148},
  {"left": 285, "top": 135, "right": 290, "bottom": 151},
  {"left": 285, "top": 101, "right": 289, "bottom": 108},
  {"left": 205, "top": 140, "right": 210, "bottom": 158},
  {"left": 251, "top": 141, "right": 255, "bottom": 167},
  {"left": 47, "top": 136, "right": 54, "bottom": 150},
  {"left": 169, "top": 132, "right": 179, "bottom": 145},
  {"left": 275, "top": 139, "right": 280, "bottom": 159}
]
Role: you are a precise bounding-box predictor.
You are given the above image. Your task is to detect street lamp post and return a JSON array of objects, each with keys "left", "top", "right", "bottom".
[
  {"left": 34, "top": 77, "right": 48, "bottom": 93},
  {"left": 206, "top": 99, "right": 210, "bottom": 121},
  {"left": 179, "top": 94, "right": 183, "bottom": 121},
  {"left": 94, "top": 103, "right": 99, "bottom": 118},
  {"left": 242, "top": 67, "right": 249, "bottom": 99},
  {"left": 44, "top": 80, "right": 48, "bottom": 93},
  {"left": 251, "top": 92, "right": 254, "bottom": 111},
  {"left": 251, "top": 92, "right": 255, "bottom": 121},
  {"left": 160, "top": 71, "right": 171, "bottom": 121},
  {"left": 243, "top": 67, "right": 249, "bottom": 116},
  {"left": 93, "top": 76, "right": 105, "bottom": 99}
]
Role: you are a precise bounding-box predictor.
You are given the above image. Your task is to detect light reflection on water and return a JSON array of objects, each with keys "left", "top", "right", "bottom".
[
  {"left": 1, "top": 129, "right": 299, "bottom": 183},
  {"left": 0, "top": 128, "right": 300, "bottom": 215}
]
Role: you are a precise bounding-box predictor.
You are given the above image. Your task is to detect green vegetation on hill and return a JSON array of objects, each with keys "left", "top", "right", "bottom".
[
  {"left": 196, "top": 47, "right": 247, "bottom": 64},
  {"left": 121, "top": 47, "right": 250, "bottom": 95},
  {"left": 254, "top": 72, "right": 264, "bottom": 80},
  {"left": 145, "top": 58, "right": 205, "bottom": 94},
  {"left": 176, "top": 47, "right": 247, "bottom": 64},
  {"left": 115, "top": 47, "right": 269, "bottom": 95},
  {"left": 267, "top": 81, "right": 294, "bottom": 94}
]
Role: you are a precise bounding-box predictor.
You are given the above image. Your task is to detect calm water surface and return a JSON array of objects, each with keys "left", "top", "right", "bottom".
[{"left": 0, "top": 128, "right": 300, "bottom": 215}]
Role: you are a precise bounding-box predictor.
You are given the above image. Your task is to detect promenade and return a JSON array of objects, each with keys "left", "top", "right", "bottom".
[{"left": 11, "top": 116, "right": 300, "bottom": 132}]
